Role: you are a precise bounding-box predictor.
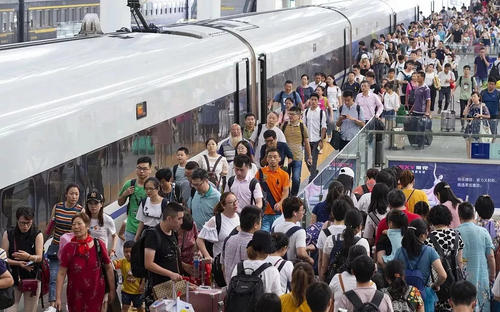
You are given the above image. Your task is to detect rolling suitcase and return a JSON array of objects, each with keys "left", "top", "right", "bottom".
[
  {"left": 188, "top": 286, "right": 226, "bottom": 312},
  {"left": 440, "top": 95, "right": 456, "bottom": 131},
  {"left": 419, "top": 116, "right": 433, "bottom": 146},
  {"left": 403, "top": 115, "right": 419, "bottom": 145},
  {"left": 392, "top": 128, "right": 406, "bottom": 149}
]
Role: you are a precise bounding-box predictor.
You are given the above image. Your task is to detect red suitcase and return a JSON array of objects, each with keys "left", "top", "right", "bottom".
[{"left": 188, "top": 286, "right": 226, "bottom": 312}]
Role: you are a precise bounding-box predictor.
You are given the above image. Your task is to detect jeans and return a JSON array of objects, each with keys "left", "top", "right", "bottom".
[
  {"left": 125, "top": 231, "right": 136, "bottom": 242},
  {"left": 373, "top": 63, "right": 385, "bottom": 84},
  {"left": 460, "top": 99, "right": 468, "bottom": 127},
  {"left": 339, "top": 139, "right": 350, "bottom": 151},
  {"left": 475, "top": 76, "right": 488, "bottom": 89},
  {"left": 48, "top": 257, "right": 59, "bottom": 302},
  {"left": 430, "top": 85, "right": 437, "bottom": 111},
  {"left": 438, "top": 86, "right": 451, "bottom": 110},
  {"left": 288, "top": 160, "right": 302, "bottom": 196},
  {"left": 261, "top": 214, "right": 281, "bottom": 232},
  {"left": 308, "top": 141, "right": 320, "bottom": 182},
  {"left": 489, "top": 114, "right": 498, "bottom": 135}
]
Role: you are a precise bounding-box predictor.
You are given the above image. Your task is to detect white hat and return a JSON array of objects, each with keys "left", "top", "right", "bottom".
[
  {"left": 361, "top": 54, "right": 369, "bottom": 59},
  {"left": 339, "top": 167, "right": 355, "bottom": 178}
]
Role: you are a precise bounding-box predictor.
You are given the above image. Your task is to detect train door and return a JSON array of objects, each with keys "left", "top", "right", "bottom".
[
  {"left": 235, "top": 58, "right": 250, "bottom": 124},
  {"left": 343, "top": 24, "right": 352, "bottom": 78}
]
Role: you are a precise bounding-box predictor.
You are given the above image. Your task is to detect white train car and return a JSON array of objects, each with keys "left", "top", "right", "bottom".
[{"left": 0, "top": 0, "right": 427, "bottom": 232}]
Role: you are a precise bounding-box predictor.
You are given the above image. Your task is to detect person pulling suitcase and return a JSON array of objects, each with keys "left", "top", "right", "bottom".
[{"left": 405, "top": 71, "right": 432, "bottom": 149}]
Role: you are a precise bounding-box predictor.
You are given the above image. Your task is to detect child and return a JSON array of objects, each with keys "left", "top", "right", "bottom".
[
  {"left": 254, "top": 293, "right": 281, "bottom": 312},
  {"left": 173, "top": 147, "right": 189, "bottom": 184},
  {"left": 450, "top": 280, "right": 477, "bottom": 311},
  {"left": 114, "top": 241, "right": 144, "bottom": 312},
  {"left": 382, "top": 260, "right": 424, "bottom": 312}
]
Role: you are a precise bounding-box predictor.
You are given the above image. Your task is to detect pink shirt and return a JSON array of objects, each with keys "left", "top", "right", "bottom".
[
  {"left": 355, "top": 92, "right": 383, "bottom": 120},
  {"left": 224, "top": 173, "right": 264, "bottom": 213},
  {"left": 442, "top": 200, "right": 461, "bottom": 229}
]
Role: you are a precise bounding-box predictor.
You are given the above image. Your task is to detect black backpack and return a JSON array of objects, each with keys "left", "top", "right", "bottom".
[
  {"left": 489, "top": 62, "right": 500, "bottom": 82},
  {"left": 227, "top": 176, "right": 259, "bottom": 205},
  {"left": 130, "top": 227, "right": 162, "bottom": 278},
  {"left": 429, "top": 232, "right": 464, "bottom": 302},
  {"left": 324, "top": 230, "right": 360, "bottom": 284},
  {"left": 345, "top": 290, "right": 384, "bottom": 312},
  {"left": 225, "top": 262, "right": 272, "bottom": 312}
]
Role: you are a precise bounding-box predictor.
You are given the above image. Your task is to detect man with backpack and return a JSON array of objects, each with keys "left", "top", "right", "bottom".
[
  {"left": 273, "top": 197, "right": 313, "bottom": 264},
  {"left": 225, "top": 155, "right": 263, "bottom": 212},
  {"left": 480, "top": 79, "right": 500, "bottom": 135},
  {"left": 258, "top": 130, "right": 293, "bottom": 168},
  {"left": 117, "top": 156, "right": 151, "bottom": 242},
  {"left": 188, "top": 168, "right": 221, "bottom": 231},
  {"left": 304, "top": 93, "right": 327, "bottom": 182},
  {"left": 142, "top": 201, "right": 184, "bottom": 308},
  {"left": 458, "top": 65, "right": 476, "bottom": 131},
  {"left": 337, "top": 255, "right": 393, "bottom": 312},
  {"left": 273, "top": 80, "right": 303, "bottom": 113},
  {"left": 337, "top": 90, "right": 366, "bottom": 151},
  {"left": 282, "top": 106, "right": 312, "bottom": 196}
]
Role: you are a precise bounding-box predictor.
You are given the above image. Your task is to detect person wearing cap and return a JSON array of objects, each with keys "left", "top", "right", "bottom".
[
  {"left": 372, "top": 41, "right": 391, "bottom": 85},
  {"left": 85, "top": 189, "right": 117, "bottom": 256},
  {"left": 359, "top": 54, "right": 371, "bottom": 76},
  {"left": 230, "top": 230, "right": 283, "bottom": 295}
]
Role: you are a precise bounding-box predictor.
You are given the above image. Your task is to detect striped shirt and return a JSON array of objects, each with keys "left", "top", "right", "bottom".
[{"left": 53, "top": 202, "right": 83, "bottom": 245}]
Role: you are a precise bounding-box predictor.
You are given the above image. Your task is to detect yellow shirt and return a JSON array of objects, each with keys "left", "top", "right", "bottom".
[
  {"left": 280, "top": 293, "right": 312, "bottom": 312},
  {"left": 402, "top": 188, "right": 429, "bottom": 213},
  {"left": 114, "top": 258, "right": 142, "bottom": 295}
]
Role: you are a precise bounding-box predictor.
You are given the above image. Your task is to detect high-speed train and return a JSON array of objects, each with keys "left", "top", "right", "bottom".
[{"left": 0, "top": 0, "right": 468, "bottom": 233}]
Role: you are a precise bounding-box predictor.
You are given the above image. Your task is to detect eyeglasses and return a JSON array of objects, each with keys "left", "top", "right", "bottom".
[
  {"left": 18, "top": 220, "right": 32, "bottom": 226},
  {"left": 265, "top": 139, "right": 275, "bottom": 143},
  {"left": 145, "top": 187, "right": 157, "bottom": 191},
  {"left": 136, "top": 166, "right": 150, "bottom": 172},
  {"left": 225, "top": 199, "right": 238, "bottom": 206}
]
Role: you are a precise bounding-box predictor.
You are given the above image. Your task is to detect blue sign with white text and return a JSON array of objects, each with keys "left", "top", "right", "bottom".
[{"left": 388, "top": 160, "right": 500, "bottom": 207}]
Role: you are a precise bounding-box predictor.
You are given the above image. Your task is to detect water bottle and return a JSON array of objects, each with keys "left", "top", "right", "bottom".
[{"left": 193, "top": 255, "right": 200, "bottom": 281}]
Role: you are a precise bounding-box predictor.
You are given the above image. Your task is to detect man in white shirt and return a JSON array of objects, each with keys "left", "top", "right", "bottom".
[
  {"left": 437, "top": 63, "right": 455, "bottom": 114},
  {"left": 272, "top": 197, "right": 313, "bottom": 264},
  {"left": 371, "top": 41, "right": 391, "bottom": 84},
  {"left": 225, "top": 154, "right": 263, "bottom": 212},
  {"left": 309, "top": 72, "right": 326, "bottom": 90},
  {"left": 304, "top": 93, "right": 327, "bottom": 182},
  {"left": 353, "top": 65, "right": 365, "bottom": 84},
  {"left": 250, "top": 111, "right": 286, "bottom": 164}
]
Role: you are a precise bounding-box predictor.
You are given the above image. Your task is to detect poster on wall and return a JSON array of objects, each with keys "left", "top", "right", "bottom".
[
  {"left": 388, "top": 160, "right": 500, "bottom": 208},
  {"left": 304, "top": 158, "right": 357, "bottom": 208}
]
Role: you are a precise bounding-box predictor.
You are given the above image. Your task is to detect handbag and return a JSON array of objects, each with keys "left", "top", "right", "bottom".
[
  {"left": 12, "top": 235, "right": 39, "bottom": 296},
  {"left": 479, "top": 104, "right": 493, "bottom": 143},
  {"left": 433, "top": 75, "right": 441, "bottom": 90},
  {"left": 152, "top": 279, "right": 188, "bottom": 300},
  {"left": 46, "top": 243, "right": 59, "bottom": 260},
  {"left": 330, "top": 128, "right": 342, "bottom": 150}
]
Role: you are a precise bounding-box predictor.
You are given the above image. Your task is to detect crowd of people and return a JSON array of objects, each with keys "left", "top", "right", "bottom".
[{"left": 1, "top": 2, "right": 500, "bottom": 312}]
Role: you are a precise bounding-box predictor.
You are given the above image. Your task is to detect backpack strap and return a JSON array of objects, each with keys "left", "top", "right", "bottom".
[
  {"left": 368, "top": 212, "right": 380, "bottom": 226},
  {"left": 370, "top": 290, "right": 385, "bottom": 308},
  {"left": 252, "top": 262, "right": 272, "bottom": 277},
  {"left": 277, "top": 259, "right": 287, "bottom": 272},
  {"left": 254, "top": 123, "right": 264, "bottom": 148},
  {"left": 215, "top": 213, "right": 222, "bottom": 235},
  {"left": 237, "top": 262, "right": 245, "bottom": 276},
  {"left": 361, "top": 184, "right": 369, "bottom": 194},
  {"left": 222, "top": 227, "right": 239, "bottom": 259},
  {"left": 345, "top": 290, "right": 364, "bottom": 310},
  {"left": 282, "top": 121, "right": 289, "bottom": 133},
  {"left": 203, "top": 155, "right": 211, "bottom": 171},
  {"left": 212, "top": 156, "right": 223, "bottom": 173},
  {"left": 299, "top": 122, "right": 305, "bottom": 146},
  {"left": 257, "top": 168, "right": 277, "bottom": 208},
  {"left": 173, "top": 164, "right": 178, "bottom": 180},
  {"left": 339, "top": 273, "right": 346, "bottom": 293},
  {"left": 227, "top": 176, "right": 235, "bottom": 190},
  {"left": 285, "top": 226, "right": 302, "bottom": 238},
  {"left": 429, "top": 233, "right": 446, "bottom": 258},
  {"left": 249, "top": 178, "right": 258, "bottom": 205}
]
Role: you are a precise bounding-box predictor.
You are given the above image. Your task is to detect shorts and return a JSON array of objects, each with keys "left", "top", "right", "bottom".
[{"left": 122, "top": 291, "right": 144, "bottom": 308}]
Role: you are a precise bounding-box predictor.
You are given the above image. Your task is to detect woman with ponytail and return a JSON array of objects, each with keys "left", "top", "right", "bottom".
[
  {"left": 433, "top": 181, "right": 462, "bottom": 228},
  {"left": 394, "top": 219, "right": 447, "bottom": 310},
  {"left": 364, "top": 183, "right": 390, "bottom": 246},
  {"left": 280, "top": 262, "right": 315, "bottom": 312},
  {"left": 376, "top": 210, "right": 408, "bottom": 269},
  {"left": 382, "top": 260, "right": 424, "bottom": 312}
]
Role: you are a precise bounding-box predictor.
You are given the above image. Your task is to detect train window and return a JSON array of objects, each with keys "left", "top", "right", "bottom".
[
  {"left": 80, "top": 8, "right": 84, "bottom": 20},
  {"left": 48, "top": 10, "right": 54, "bottom": 26},
  {"left": 1, "top": 13, "right": 5, "bottom": 32},
  {"left": 11, "top": 12, "right": 16, "bottom": 30},
  {"left": 48, "top": 161, "right": 77, "bottom": 207},
  {"left": 55, "top": 10, "right": 60, "bottom": 23},
  {"left": 39, "top": 11, "right": 43, "bottom": 28},
  {"left": 72, "top": 8, "right": 76, "bottom": 21},
  {"left": 7, "top": 12, "right": 12, "bottom": 32},
  {"left": 29, "top": 11, "right": 34, "bottom": 28},
  {"left": 0, "top": 179, "right": 35, "bottom": 233}
]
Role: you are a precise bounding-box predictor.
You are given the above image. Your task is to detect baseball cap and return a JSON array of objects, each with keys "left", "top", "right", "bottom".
[
  {"left": 339, "top": 167, "right": 355, "bottom": 179},
  {"left": 361, "top": 54, "right": 369, "bottom": 59},
  {"left": 87, "top": 190, "right": 104, "bottom": 203}
]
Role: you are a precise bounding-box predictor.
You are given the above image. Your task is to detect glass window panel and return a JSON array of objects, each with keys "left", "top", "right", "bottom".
[{"left": 1, "top": 180, "right": 35, "bottom": 234}]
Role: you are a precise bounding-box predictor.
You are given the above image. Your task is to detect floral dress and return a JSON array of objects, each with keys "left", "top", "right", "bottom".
[
  {"left": 60, "top": 238, "right": 110, "bottom": 312},
  {"left": 476, "top": 218, "right": 500, "bottom": 250},
  {"left": 381, "top": 286, "right": 424, "bottom": 311}
]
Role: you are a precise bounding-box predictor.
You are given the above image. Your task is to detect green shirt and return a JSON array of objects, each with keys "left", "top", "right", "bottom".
[
  {"left": 458, "top": 76, "right": 475, "bottom": 101},
  {"left": 119, "top": 179, "right": 146, "bottom": 234}
]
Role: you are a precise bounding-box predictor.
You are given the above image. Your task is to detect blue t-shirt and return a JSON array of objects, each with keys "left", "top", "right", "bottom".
[
  {"left": 312, "top": 201, "right": 330, "bottom": 223},
  {"left": 480, "top": 89, "right": 500, "bottom": 116},
  {"left": 259, "top": 142, "right": 293, "bottom": 167},
  {"left": 394, "top": 245, "right": 440, "bottom": 283},
  {"left": 273, "top": 91, "right": 303, "bottom": 111}
]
